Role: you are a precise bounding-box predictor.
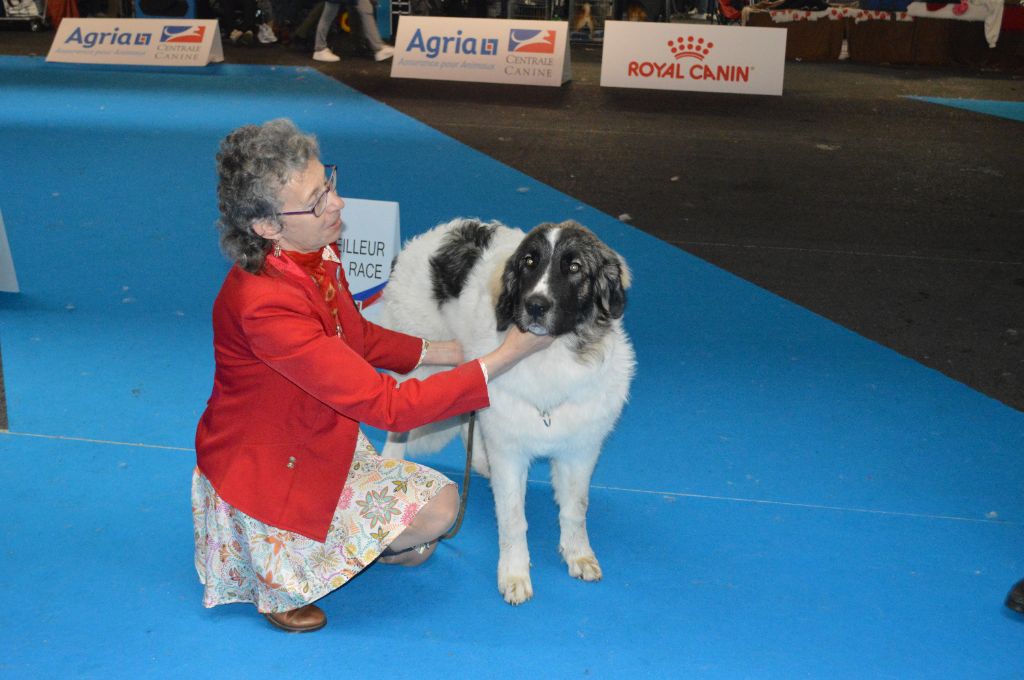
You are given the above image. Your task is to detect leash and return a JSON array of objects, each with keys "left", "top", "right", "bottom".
[
  {"left": 440, "top": 410, "right": 475, "bottom": 541},
  {"left": 380, "top": 411, "right": 476, "bottom": 557}
]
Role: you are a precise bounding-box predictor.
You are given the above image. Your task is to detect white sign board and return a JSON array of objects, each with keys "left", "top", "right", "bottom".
[
  {"left": 600, "top": 21, "right": 786, "bottom": 96},
  {"left": 0, "top": 209, "right": 18, "bottom": 294},
  {"left": 338, "top": 198, "right": 400, "bottom": 323},
  {"left": 391, "top": 16, "right": 571, "bottom": 87},
  {"left": 47, "top": 18, "right": 224, "bottom": 67}
]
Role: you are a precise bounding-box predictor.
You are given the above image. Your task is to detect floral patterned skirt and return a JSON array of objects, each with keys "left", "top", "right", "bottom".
[{"left": 192, "top": 431, "right": 453, "bottom": 613}]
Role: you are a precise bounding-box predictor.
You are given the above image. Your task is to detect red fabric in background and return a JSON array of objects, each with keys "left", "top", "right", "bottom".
[
  {"left": 46, "top": 0, "right": 78, "bottom": 29},
  {"left": 1003, "top": 4, "right": 1024, "bottom": 32}
]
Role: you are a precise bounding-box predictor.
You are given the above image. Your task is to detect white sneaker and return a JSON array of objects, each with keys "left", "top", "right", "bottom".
[
  {"left": 313, "top": 48, "right": 340, "bottom": 62},
  {"left": 374, "top": 46, "right": 394, "bottom": 61},
  {"left": 258, "top": 23, "right": 277, "bottom": 44}
]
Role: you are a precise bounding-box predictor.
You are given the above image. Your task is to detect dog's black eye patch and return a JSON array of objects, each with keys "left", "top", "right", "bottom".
[{"left": 558, "top": 251, "right": 584, "bottom": 275}]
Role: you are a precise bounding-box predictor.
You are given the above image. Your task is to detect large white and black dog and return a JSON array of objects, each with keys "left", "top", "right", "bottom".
[{"left": 379, "top": 218, "right": 635, "bottom": 605}]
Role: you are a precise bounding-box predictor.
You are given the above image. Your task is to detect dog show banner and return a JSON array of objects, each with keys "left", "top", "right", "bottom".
[
  {"left": 390, "top": 16, "right": 571, "bottom": 87},
  {"left": 47, "top": 18, "right": 224, "bottom": 67},
  {"left": 600, "top": 20, "right": 786, "bottom": 96},
  {"left": 337, "top": 198, "right": 400, "bottom": 323}
]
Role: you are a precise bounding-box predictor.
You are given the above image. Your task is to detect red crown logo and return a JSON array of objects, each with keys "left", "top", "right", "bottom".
[{"left": 668, "top": 36, "right": 713, "bottom": 61}]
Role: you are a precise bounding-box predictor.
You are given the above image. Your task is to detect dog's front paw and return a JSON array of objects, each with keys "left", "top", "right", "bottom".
[
  {"left": 566, "top": 554, "right": 602, "bottom": 582},
  {"left": 498, "top": 573, "right": 534, "bottom": 605}
]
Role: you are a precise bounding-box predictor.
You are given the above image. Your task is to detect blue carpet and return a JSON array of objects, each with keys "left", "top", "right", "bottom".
[
  {"left": 909, "top": 96, "right": 1024, "bottom": 123},
  {"left": 1, "top": 55, "right": 1022, "bottom": 678}
]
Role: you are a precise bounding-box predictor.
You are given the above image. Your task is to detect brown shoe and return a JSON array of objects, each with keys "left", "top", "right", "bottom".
[
  {"left": 264, "top": 604, "right": 326, "bottom": 633},
  {"left": 1007, "top": 578, "right": 1024, "bottom": 614}
]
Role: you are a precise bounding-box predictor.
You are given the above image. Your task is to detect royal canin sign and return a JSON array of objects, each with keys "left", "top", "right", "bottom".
[
  {"left": 628, "top": 36, "right": 751, "bottom": 83},
  {"left": 601, "top": 21, "right": 786, "bottom": 96}
]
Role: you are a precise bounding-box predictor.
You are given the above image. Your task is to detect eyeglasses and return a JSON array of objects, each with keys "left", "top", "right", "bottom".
[{"left": 278, "top": 164, "right": 337, "bottom": 219}]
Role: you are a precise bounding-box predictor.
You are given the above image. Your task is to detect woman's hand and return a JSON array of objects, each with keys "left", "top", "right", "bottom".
[
  {"left": 478, "top": 326, "right": 556, "bottom": 381},
  {"left": 499, "top": 326, "right": 556, "bottom": 358}
]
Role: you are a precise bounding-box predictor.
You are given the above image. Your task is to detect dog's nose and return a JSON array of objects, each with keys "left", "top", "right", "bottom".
[{"left": 525, "top": 295, "right": 550, "bottom": 319}]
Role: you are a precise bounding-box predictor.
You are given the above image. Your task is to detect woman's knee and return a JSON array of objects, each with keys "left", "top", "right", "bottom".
[{"left": 417, "top": 483, "right": 459, "bottom": 537}]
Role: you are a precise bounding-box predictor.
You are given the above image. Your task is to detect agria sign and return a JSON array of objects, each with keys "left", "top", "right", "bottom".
[
  {"left": 405, "top": 28, "right": 499, "bottom": 59},
  {"left": 63, "top": 25, "right": 153, "bottom": 48},
  {"left": 47, "top": 19, "right": 223, "bottom": 67},
  {"left": 404, "top": 27, "right": 556, "bottom": 60},
  {"left": 392, "top": 17, "right": 571, "bottom": 87},
  {"left": 61, "top": 24, "right": 206, "bottom": 49}
]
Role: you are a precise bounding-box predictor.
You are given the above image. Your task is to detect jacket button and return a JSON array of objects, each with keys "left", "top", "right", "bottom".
[{"left": 287, "top": 456, "right": 296, "bottom": 469}]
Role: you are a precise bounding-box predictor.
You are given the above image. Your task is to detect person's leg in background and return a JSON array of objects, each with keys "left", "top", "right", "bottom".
[
  {"left": 257, "top": 0, "right": 278, "bottom": 42},
  {"left": 290, "top": 1, "right": 324, "bottom": 47},
  {"left": 77, "top": 0, "right": 102, "bottom": 16},
  {"left": 312, "top": 0, "right": 342, "bottom": 60},
  {"left": 350, "top": 0, "right": 394, "bottom": 60},
  {"left": 221, "top": 0, "right": 259, "bottom": 43}
]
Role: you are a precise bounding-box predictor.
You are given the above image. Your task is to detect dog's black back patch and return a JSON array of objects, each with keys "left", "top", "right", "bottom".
[{"left": 430, "top": 220, "right": 498, "bottom": 305}]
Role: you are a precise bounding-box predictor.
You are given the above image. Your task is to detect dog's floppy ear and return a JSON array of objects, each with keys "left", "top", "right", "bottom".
[
  {"left": 595, "top": 250, "right": 630, "bottom": 321},
  {"left": 494, "top": 253, "right": 520, "bottom": 331}
]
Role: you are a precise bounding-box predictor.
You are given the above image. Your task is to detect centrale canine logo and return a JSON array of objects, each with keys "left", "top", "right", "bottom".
[
  {"left": 508, "top": 29, "right": 555, "bottom": 53},
  {"left": 669, "top": 36, "right": 712, "bottom": 61},
  {"left": 160, "top": 25, "right": 205, "bottom": 43}
]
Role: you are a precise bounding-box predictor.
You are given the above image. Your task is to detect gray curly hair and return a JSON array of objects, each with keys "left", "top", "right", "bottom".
[{"left": 215, "top": 118, "right": 320, "bottom": 273}]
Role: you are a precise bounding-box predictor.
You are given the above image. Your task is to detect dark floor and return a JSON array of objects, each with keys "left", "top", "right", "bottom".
[{"left": 1, "top": 26, "right": 1022, "bottom": 413}]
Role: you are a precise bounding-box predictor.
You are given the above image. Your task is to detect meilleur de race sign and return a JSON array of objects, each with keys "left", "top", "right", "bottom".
[
  {"left": 600, "top": 20, "right": 786, "bottom": 96},
  {"left": 391, "top": 16, "right": 571, "bottom": 87},
  {"left": 335, "top": 198, "right": 401, "bottom": 324},
  {"left": 47, "top": 18, "right": 224, "bottom": 67}
]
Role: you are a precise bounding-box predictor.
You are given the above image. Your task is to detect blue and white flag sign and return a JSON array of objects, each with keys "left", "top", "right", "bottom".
[
  {"left": 336, "top": 198, "right": 400, "bottom": 323},
  {"left": 391, "top": 16, "right": 571, "bottom": 87}
]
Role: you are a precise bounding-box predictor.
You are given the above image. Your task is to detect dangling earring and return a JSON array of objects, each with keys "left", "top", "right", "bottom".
[{"left": 273, "top": 241, "right": 282, "bottom": 258}]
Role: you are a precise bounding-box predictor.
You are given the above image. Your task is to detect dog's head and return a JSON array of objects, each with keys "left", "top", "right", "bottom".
[{"left": 495, "top": 221, "right": 630, "bottom": 344}]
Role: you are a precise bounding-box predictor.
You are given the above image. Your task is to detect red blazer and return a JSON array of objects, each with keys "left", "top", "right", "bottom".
[{"left": 195, "top": 245, "right": 489, "bottom": 542}]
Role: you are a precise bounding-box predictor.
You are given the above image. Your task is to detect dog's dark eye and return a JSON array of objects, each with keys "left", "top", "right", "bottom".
[
  {"left": 523, "top": 255, "right": 536, "bottom": 268},
  {"left": 569, "top": 261, "right": 582, "bottom": 274}
]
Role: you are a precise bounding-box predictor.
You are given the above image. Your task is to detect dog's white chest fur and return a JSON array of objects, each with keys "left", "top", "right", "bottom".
[{"left": 484, "top": 328, "right": 633, "bottom": 453}]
